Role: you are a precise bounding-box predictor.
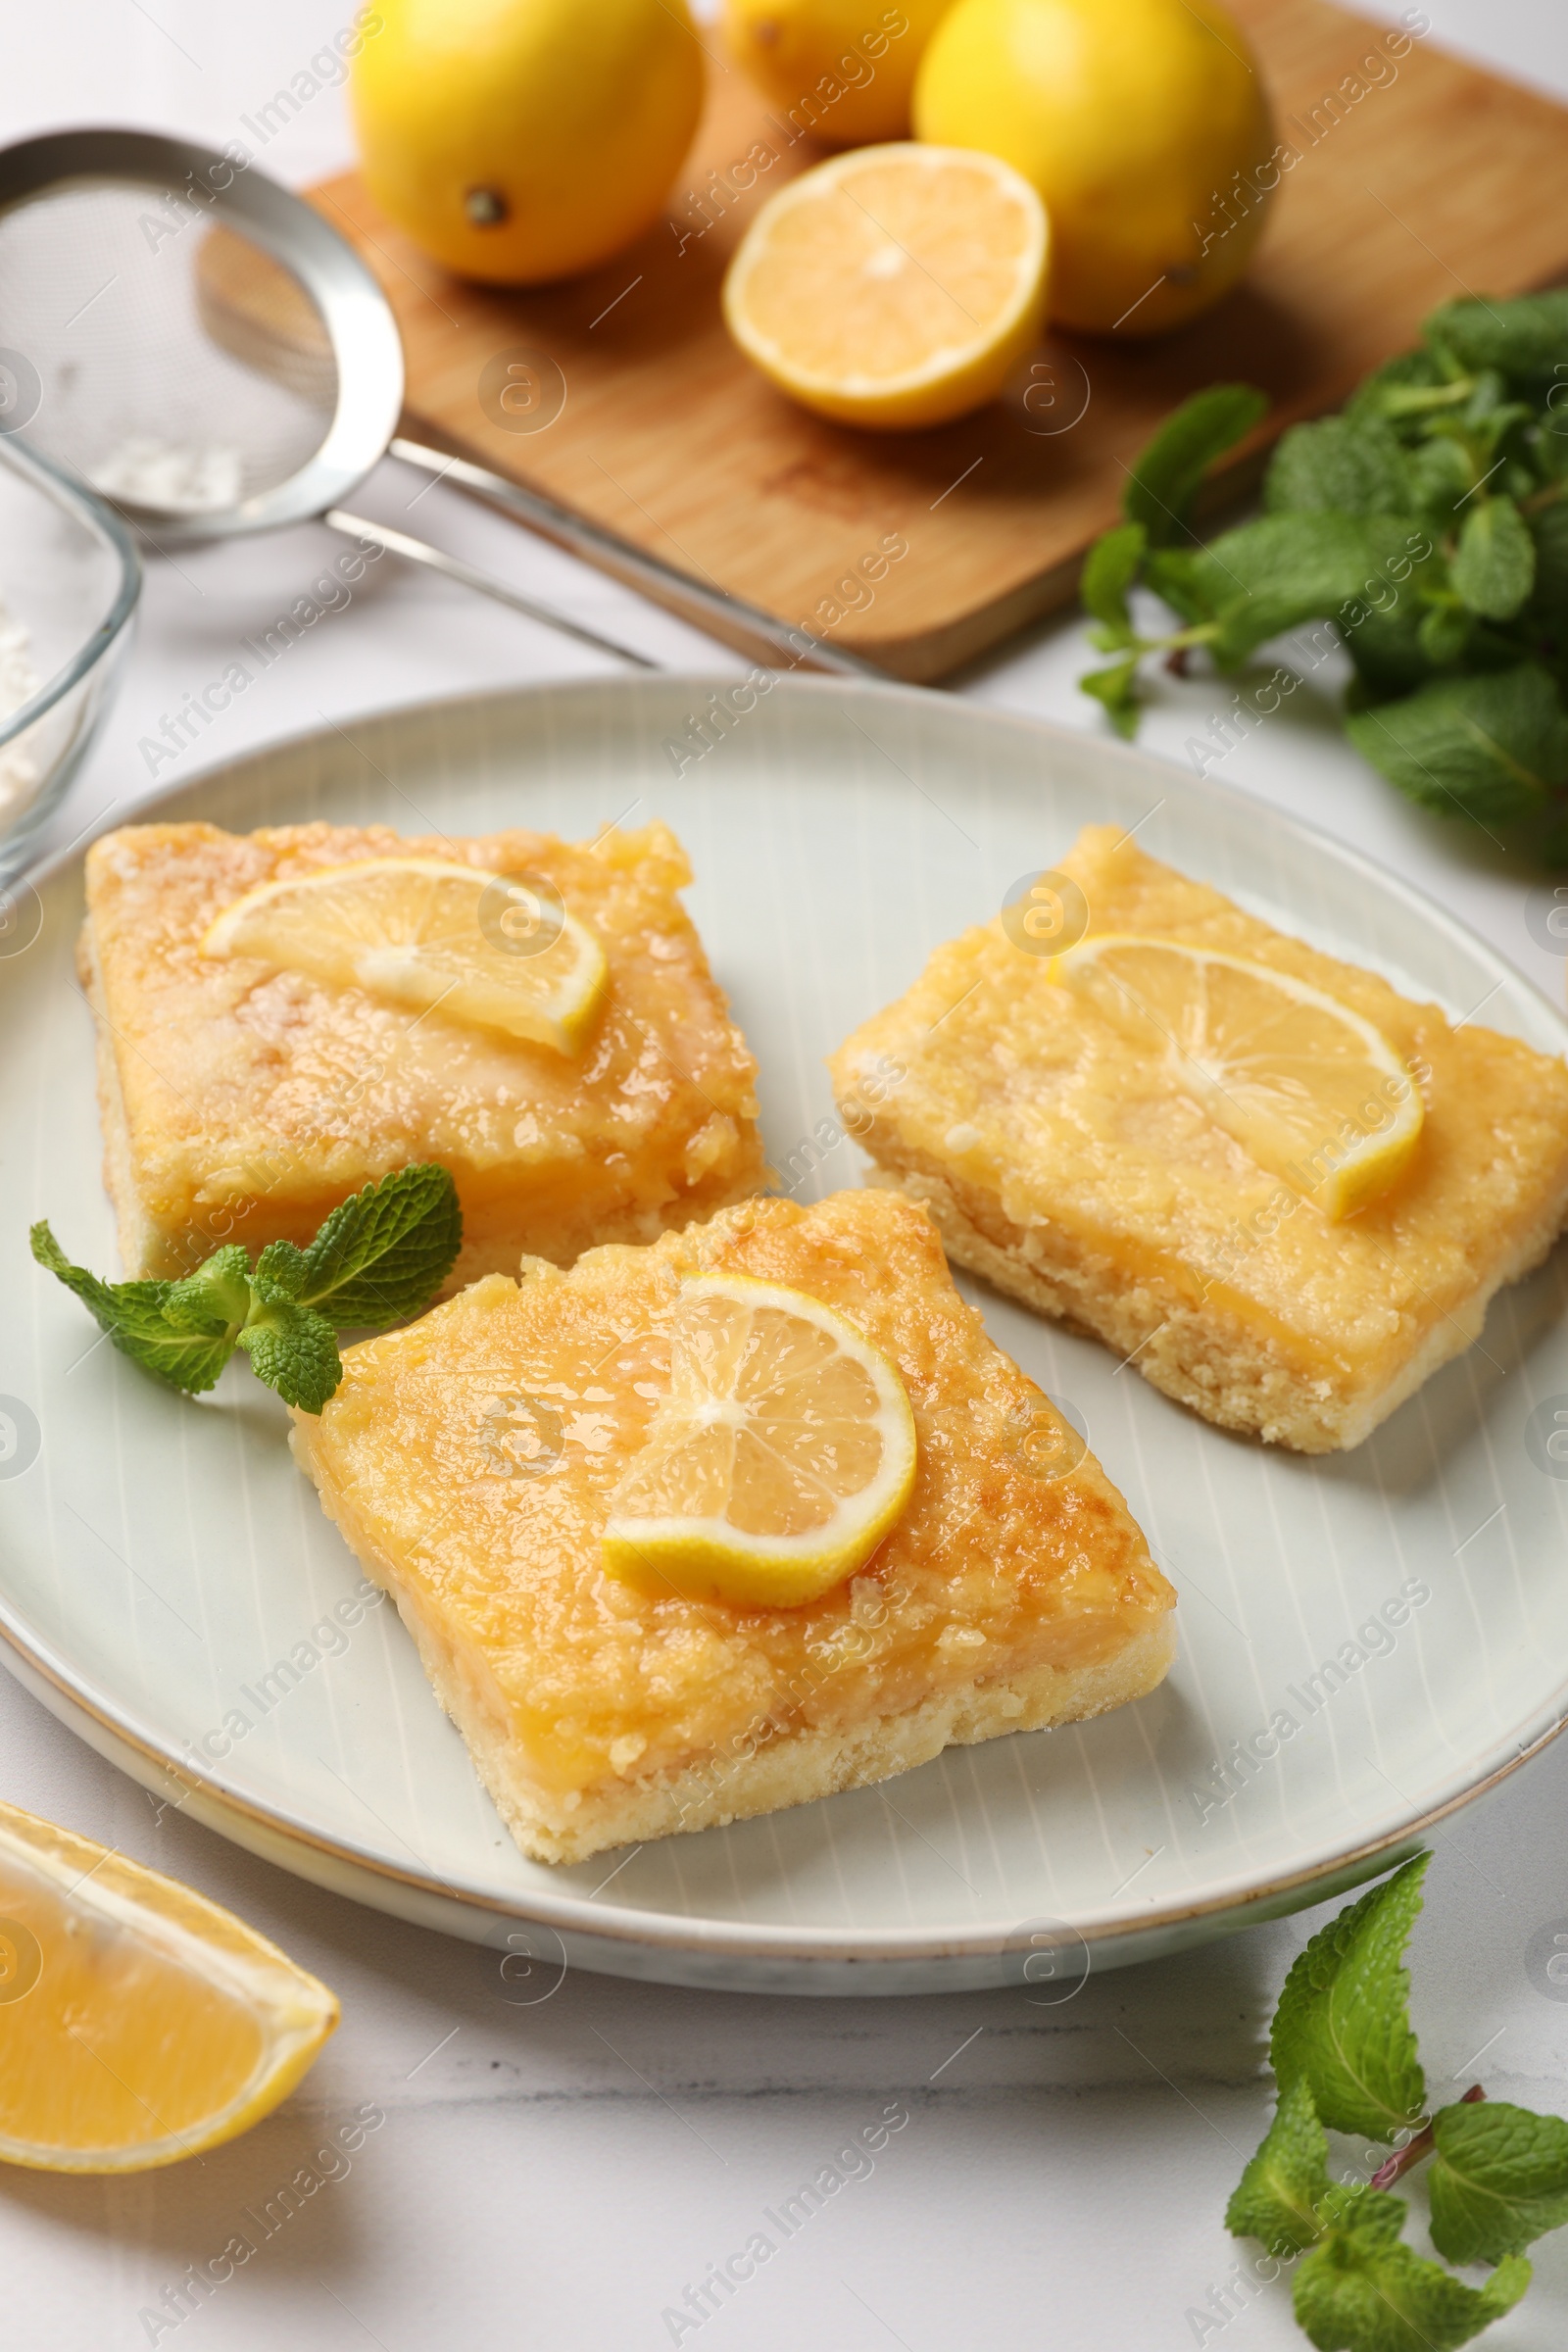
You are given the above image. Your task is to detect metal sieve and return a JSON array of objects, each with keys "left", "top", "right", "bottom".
[{"left": 0, "top": 127, "right": 876, "bottom": 679}]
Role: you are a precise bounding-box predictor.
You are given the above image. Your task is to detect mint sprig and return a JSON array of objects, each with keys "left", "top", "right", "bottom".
[
  {"left": 30, "top": 1164, "right": 461, "bottom": 1413},
  {"left": 1075, "top": 290, "right": 1568, "bottom": 858},
  {"left": 1227, "top": 1856, "right": 1568, "bottom": 2352}
]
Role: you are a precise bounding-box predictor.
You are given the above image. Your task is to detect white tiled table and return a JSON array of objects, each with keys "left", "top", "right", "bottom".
[{"left": 3, "top": 8, "right": 1568, "bottom": 2347}]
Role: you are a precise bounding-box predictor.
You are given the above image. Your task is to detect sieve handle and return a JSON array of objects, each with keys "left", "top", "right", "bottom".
[
  {"left": 323, "top": 511, "right": 662, "bottom": 671},
  {"left": 389, "top": 437, "right": 891, "bottom": 684}
]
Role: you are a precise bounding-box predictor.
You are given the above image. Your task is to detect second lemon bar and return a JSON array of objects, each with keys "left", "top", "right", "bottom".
[{"left": 831, "top": 825, "right": 1568, "bottom": 1452}]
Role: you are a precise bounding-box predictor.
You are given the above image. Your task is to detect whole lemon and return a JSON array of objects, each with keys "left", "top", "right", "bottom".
[
  {"left": 350, "top": 0, "right": 706, "bottom": 285},
  {"left": 722, "top": 0, "right": 956, "bottom": 147},
  {"left": 913, "top": 0, "right": 1275, "bottom": 335}
]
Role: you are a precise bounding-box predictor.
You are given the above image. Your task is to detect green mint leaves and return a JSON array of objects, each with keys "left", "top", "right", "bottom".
[
  {"left": 1122, "top": 383, "right": 1268, "bottom": 548},
  {"left": 31, "top": 1164, "right": 461, "bottom": 1414},
  {"left": 1227, "top": 1855, "right": 1567, "bottom": 2352},
  {"left": 1294, "top": 2202, "right": 1528, "bottom": 2352},
  {"left": 1075, "top": 291, "right": 1568, "bottom": 858},
  {"left": 1345, "top": 663, "right": 1568, "bottom": 829},
  {"left": 1429, "top": 2099, "right": 1568, "bottom": 2265},
  {"left": 1271, "top": 1852, "right": 1428, "bottom": 2141}
]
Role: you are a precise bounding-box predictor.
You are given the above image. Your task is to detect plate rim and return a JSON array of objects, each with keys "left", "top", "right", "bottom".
[{"left": 7, "top": 668, "right": 1568, "bottom": 1972}]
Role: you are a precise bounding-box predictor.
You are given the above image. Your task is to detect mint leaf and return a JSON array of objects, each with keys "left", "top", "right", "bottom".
[
  {"left": 1199, "top": 515, "right": 1429, "bottom": 667},
  {"left": 1405, "top": 436, "right": 1478, "bottom": 527},
  {"left": 1450, "top": 498, "right": 1535, "bottom": 619},
  {"left": 1226, "top": 2079, "right": 1337, "bottom": 2256},
  {"left": 1264, "top": 416, "right": 1413, "bottom": 518},
  {"left": 1271, "top": 1853, "right": 1429, "bottom": 2142},
  {"left": 1417, "top": 605, "right": 1472, "bottom": 667},
  {"left": 1429, "top": 2098, "right": 1568, "bottom": 2266},
  {"left": 1122, "top": 384, "right": 1268, "bottom": 549},
  {"left": 1080, "top": 522, "right": 1146, "bottom": 644},
  {"left": 1145, "top": 545, "right": 1225, "bottom": 627},
  {"left": 1080, "top": 655, "right": 1142, "bottom": 737},
  {"left": 237, "top": 1299, "right": 342, "bottom": 1414},
  {"left": 1295, "top": 2200, "right": 1529, "bottom": 2352},
  {"left": 1348, "top": 347, "right": 1452, "bottom": 423},
  {"left": 255, "top": 1163, "right": 461, "bottom": 1330},
  {"left": 30, "top": 1221, "right": 241, "bottom": 1395},
  {"left": 1425, "top": 291, "right": 1568, "bottom": 381},
  {"left": 162, "top": 1245, "right": 253, "bottom": 1334},
  {"left": 1347, "top": 664, "right": 1568, "bottom": 827},
  {"left": 1345, "top": 596, "right": 1441, "bottom": 698}
]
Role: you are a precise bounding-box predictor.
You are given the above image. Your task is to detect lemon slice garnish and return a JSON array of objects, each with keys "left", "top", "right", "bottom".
[
  {"left": 203, "top": 857, "right": 608, "bottom": 1054},
  {"left": 1049, "top": 935, "right": 1424, "bottom": 1221},
  {"left": 0, "top": 1796, "right": 338, "bottom": 2172},
  {"left": 722, "top": 142, "right": 1049, "bottom": 431},
  {"left": 602, "top": 1274, "right": 917, "bottom": 1607}
]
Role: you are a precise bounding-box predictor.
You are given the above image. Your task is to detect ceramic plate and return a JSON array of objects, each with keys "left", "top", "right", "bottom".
[{"left": 3, "top": 676, "right": 1566, "bottom": 1995}]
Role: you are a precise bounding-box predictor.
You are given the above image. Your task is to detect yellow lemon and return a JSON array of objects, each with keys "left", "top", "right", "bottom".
[
  {"left": 722, "top": 0, "right": 956, "bottom": 146},
  {"left": 350, "top": 0, "right": 706, "bottom": 284},
  {"left": 0, "top": 1799, "right": 337, "bottom": 2172},
  {"left": 723, "top": 141, "right": 1047, "bottom": 429},
  {"left": 603, "top": 1274, "right": 917, "bottom": 1606},
  {"left": 913, "top": 0, "right": 1275, "bottom": 335},
  {"left": 203, "top": 858, "right": 609, "bottom": 1055},
  {"left": 1049, "top": 937, "right": 1424, "bottom": 1220}
]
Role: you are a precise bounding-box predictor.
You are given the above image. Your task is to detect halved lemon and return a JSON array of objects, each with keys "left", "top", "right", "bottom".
[
  {"left": 602, "top": 1274, "right": 918, "bottom": 1606},
  {"left": 0, "top": 1797, "right": 338, "bottom": 2172},
  {"left": 722, "top": 142, "right": 1049, "bottom": 430},
  {"left": 203, "top": 857, "right": 608, "bottom": 1054},
  {"left": 1049, "top": 935, "right": 1424, "bottom": 1221}
]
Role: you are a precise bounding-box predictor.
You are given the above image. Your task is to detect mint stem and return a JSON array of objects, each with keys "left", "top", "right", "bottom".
[{"left": 1368, "top": 2082, "right": 1486, "bottom": 2190}]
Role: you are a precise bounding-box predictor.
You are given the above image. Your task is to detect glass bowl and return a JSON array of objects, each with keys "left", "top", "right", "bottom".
[{"left": 0, "top": 433, "right": 139, "bottom": 886}]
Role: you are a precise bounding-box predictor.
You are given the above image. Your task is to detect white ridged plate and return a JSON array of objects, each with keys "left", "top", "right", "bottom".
[{"left": 2, "top": 675, "right": 1566, "bottom": 1994}]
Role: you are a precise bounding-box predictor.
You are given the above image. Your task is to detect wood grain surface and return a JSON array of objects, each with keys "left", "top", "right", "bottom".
[{"left": 302, "top": 1, "right": 1568, "bottom": 679}]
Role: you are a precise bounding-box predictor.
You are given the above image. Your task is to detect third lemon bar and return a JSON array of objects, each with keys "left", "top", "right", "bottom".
[{"left": 831, "top": 825, "right": 1568, "bottom": 1453}]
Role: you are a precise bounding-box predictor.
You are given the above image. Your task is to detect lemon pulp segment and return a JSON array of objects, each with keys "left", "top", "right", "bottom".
[
  {"left": 1050, "top": 935, "right": 1423, "bottom": 1219},
  {"left": 203, "top": 855, "right": 608, "bottom": 1054},
  {"left": 722, "top": 142, "right": 1048, "bottom": 429},
  {"left": 603, "top": 1273, "right": 918, "bottom": 1605},
  {"left": 0, "top": 1798, "right": 338, "bottom": 2172}
]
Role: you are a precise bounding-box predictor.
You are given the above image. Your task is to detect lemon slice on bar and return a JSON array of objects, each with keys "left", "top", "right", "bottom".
[
  {"left": 602, "top": 1275, "right": 917, "bottom": 1607},
  {"left": 0, "top": 1797, "right": 338, "bottom": 2172},
  {"left": 1049, "top": 935, "right": 1424, "bottom": 1220},
  {"left": 722, "top": 142, "right": 1048, "bottom": 430},
  {"left": 203, "top": 857, "right": 608, "bottom": 1054}
]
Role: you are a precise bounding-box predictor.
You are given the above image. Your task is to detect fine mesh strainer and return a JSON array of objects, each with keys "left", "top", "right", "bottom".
[{"left": 0, "top": 128, "right": 875, "bottom": 678}]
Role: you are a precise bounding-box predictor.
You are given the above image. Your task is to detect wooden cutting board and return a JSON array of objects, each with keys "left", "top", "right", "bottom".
[{"left": 307, "top": 2, "right": 1568, "bottom": 680}]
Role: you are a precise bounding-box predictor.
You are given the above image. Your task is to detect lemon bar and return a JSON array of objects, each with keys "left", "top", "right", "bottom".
[
  {"left": 831, "top": 826, "right": 1568, "bottom": 1453},
  {"left": 290, "top": 1189, "right": 1176, "bottom": 1865},
  {"left": 80, "top": 818, "right": 763, "bottom": 1287}
]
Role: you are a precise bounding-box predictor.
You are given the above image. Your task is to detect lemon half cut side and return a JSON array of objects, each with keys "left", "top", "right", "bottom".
[
  {"left": 602, "top": 1274, "right": 918, "bottom": 1607},
  {"left": 1049, "top": 935, "right": 1425, "bottom": 1220},
  {"left": 203, "top": 857, "right": 609, "bottom": 1054},
  {"left": 0, "top": 1798, "right": 338, "bottom": 2173},
  {"left": 722, "top": 142, "right": 1049, "bottom": 430}
]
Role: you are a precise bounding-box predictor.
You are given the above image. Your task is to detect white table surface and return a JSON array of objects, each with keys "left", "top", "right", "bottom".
[{"left": 5, "top": 7, "right": 1568, "bottom": 2348}]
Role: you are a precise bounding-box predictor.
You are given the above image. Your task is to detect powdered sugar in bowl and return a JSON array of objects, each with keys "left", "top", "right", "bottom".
[{"left": 0, "top": 430, "right": 138, "bottom": 883}]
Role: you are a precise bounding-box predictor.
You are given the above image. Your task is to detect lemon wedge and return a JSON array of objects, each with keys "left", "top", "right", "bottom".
[
  {"left": 602, "top": 1274, "right": 917, "bottom": 1606},
  {"left": 203, "top": 857, "right": 608, "bottom": 1054},
  {"left": 1049, "top": 935, "right": 1424, "bottom": 1221},
  {"left": 0, "top": 1797, "right": 338, "bottom": 2172},
  {"left": 722, "top": 142, "right": 1049, "bottom": 430}
]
